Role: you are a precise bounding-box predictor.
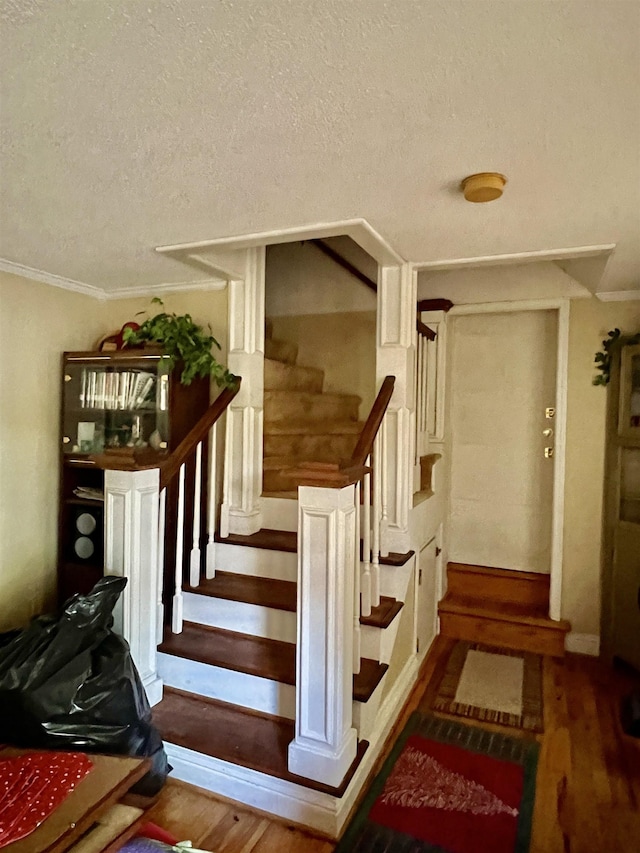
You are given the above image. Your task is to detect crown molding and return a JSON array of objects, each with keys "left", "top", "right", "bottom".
[
  {"left": 0, "top": 257, "right": 106, "bottom": 300},
  {"left": 104, "top": 278, "right": 227, "bottom": 300},
  {"left": 0, "top": 257, "right": 226, "bottom": 301},
  {"left": 413, "top": 244, "right": 616, "bottom": 272},
  {"left": 595, "top": 290, "right": 640, "bottom": 302}
]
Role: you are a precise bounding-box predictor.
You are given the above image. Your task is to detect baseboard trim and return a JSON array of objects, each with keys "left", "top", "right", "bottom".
[
  {"left": 164, "top": 741, "right": 342, "bottom": 836},
  {"left": 565, "top": 632, "right": 600, "bottom": 656}
]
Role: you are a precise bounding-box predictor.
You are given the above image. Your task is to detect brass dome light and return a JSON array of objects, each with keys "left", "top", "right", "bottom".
[{"left": 461, "top": 172, "right": 507, "bottom": 203}]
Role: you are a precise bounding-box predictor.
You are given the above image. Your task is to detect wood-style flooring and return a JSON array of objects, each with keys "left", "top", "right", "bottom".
[{"left": 146, "top": 636, "right": 640, "bottom": 853}]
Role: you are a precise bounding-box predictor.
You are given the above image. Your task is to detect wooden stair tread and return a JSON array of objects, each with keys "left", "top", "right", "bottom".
[
  {"left": 216, "top": 528, "right": 297, "bottom": 552},
  {"left": 360, "top": 596, "right": 404, "bottom": 628},
  {"left": 159, "top": 622, "right": 296, "bottom": 684},
  {"left": 159, "top": 622, "right": 388, "bottom": 701},
  {"left": 187, "top": 570, "right": 297, "bottom": 611},
  {"left": 439, "top": 593, "right": 570, "bottom": 630},
  {"left": 447, "top": 562, "right": 551, "bottom": 585},
  {"left": 188, "top": 571, "right": 403, "bottom": 628},
  {"left": 217, "top": 528, "right": 414, "bottom": 567},
  {"left": 152, "top": 687, "right": 368, "bottom": 796}
]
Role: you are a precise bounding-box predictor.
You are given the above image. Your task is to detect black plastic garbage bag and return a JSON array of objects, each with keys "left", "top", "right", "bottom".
[{"left": 0, "top": 576, "right": 169, "bottom": 795}]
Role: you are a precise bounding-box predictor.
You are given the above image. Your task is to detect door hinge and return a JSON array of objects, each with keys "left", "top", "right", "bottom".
[
  {"left": 435, "top": 546, "right": 442, "bottom": 557},
  {"left": 418, "top": 568, "right": 423, "bottom": 584},
  {"left": 416, "top": 639, "right": 420, "bottom": 654}
]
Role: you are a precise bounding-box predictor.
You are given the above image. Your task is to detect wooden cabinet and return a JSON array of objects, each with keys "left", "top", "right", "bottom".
[
  {"left": 602, "top": 342, "right": 640, "bottom": 671},
  {"left": 58, "top": 350, "right": 209, "bottom": 604}
]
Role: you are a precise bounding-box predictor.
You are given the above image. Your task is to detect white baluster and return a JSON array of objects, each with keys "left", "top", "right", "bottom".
[
  {"left": 415, "top": 335, "right": 425, "bottom": 465},
  {"left": 172, "top": 463, "right": 186, "bottom": 634},
  {"left": 156, "top": 487, "right": 166, "bottom": 644},
  {"left": 189, "top": 442, "right": 203, "bottom": 588},
  {"left": 206, "top": 422, "right": 218, "bottom": 579},
  {"left": 361, "top": 460, "right": 372, "bottom": 617},
  {"left": 372, "top": 435, "right": 381, "bottom": 609},
  {"left": 422, "top": 336, "right": 429, "bottom": 440},
  {"left": 353, "top": 480, "right": 362, "bottom": 674},
  {"left": 380, "top": 419, "right": 390, "bottom": 560}
]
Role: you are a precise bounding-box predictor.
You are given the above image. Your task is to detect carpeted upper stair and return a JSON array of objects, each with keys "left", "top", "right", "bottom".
[{"left": 264, "top": 321, "right": 364, "bottom": 494}]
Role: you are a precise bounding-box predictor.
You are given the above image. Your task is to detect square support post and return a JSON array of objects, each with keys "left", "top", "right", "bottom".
[
  {"left": 104, "top": 467, "right": 163, "bottom": 706},
  {"left": 288, "top": 484, "right": 358, "bottom": 787}
]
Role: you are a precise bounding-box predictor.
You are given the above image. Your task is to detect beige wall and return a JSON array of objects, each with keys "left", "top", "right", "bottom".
[
  {"left": 266, "top": 242, "right": 376, "bottom": 317},
  {"left": 563, "top": 296, "right": 640, "bottom": 636},
  {"left": 0, "top": 281, "right": 230, "bottom": 632},
  {"left": 0, "top": 273, "right": 106, "bottom": 630}
]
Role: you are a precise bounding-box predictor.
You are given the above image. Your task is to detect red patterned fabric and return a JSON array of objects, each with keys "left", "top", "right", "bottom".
[
  {"left": 0, "top": 752, "right": 93, "bottom": 848},
  {"left": 369, "top": 734, "right": 523, "bottom": 853}
]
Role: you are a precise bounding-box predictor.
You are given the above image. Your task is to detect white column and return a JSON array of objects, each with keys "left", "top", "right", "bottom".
[
  {"left": 376, "top": 263, "right": 416, "bottom": 554},
  {"left": 104, "top": 467, "right": 163, "bottom": 706},
  {"left": 288, "top": 484, "right": 358, "bottom": 788},
  {"left": 220, "top": 247, "right": 265, "bottom": 537}
]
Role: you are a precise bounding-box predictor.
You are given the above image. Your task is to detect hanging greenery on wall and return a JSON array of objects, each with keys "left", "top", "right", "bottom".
[
  {"left": 593, "top": 328, "right": 640, "bottom": 386},
  {"left": 123, "top": 298, "right": 237, "bottom": 388}
]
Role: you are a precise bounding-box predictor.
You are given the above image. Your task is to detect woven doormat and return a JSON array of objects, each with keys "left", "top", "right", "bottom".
[{"left": 431, "top": 641, "right": 544, "bottom": 733}]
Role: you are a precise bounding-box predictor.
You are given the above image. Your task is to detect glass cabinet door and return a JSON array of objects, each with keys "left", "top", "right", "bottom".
[
  {"left": 619, "top": 343, "right": 640, "bottom": 446},
  {"left": 62, "top": 355, "right": 170, "bottom": 455}
]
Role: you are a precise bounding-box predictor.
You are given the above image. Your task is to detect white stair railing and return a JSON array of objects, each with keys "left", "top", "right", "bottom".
[{"left": 101, "top": 382, "right": 240, "bottom": 703}]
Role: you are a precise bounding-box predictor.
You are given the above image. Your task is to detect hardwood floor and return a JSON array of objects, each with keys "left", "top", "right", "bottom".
[{"left": 146, "top": 636, "right": 640, "bottom": 853}]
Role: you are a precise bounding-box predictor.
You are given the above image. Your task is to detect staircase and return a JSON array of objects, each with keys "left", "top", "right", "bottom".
[
  {"left": 263, "top": 322, "right": 364, "bottom": 494},
  {"left": 151, "top": 522, "right": 410, "bottom": 832},
  {"left": 438, "top": 563, "right": 571, "bottom": 657}
]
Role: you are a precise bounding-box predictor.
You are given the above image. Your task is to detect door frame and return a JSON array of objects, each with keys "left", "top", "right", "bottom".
[{"left": 448, "top": 298, "right": 569, "bottom": 622}]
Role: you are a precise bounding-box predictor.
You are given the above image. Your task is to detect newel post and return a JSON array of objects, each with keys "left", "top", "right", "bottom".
[
  {"left": 288, "top": 483, "right": 358, "bottom": 787},
  {"left": 104, "top": 467, "right": 163, "bottom": 707}
]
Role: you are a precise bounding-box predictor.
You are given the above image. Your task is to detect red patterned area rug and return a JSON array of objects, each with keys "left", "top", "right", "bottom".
[
  {"left": 431, "top": 641, "right": 544, "bottom": 734},
  {"left": 335, "top": 714, "right": 539, "bottom": 853}
]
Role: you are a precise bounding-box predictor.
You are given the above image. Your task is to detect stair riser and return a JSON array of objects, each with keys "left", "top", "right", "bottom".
[
  {"left": 265, "top": 338, "right": 298, "bottom": 365},
  {"left": 158, "top": 653, "right": 372, "bottom": 724},
  {"left": 446, "top": 565, "right": 550, "bottom": 609},
  {"left": 264, "top": 433, "right": 358, "bottom": 461},
  {"left": 265, "top": 392, "right": 360, "bottom": 423},
  {"left": 361, "top": 620, "right": 400, "bottom": 664},
  {"left": 352, "top": 677, "right": 385, "bottom": 741},
  {"left": 215, "top": 541, "right": 298, "bottom": 582},
  {"left": 183, "top": 591, "right": 297, "bottom": 643},
  {"left": 265, "top": 359, "right": 324, "bottom": 393},
  {"left": 438, "top": 611, "right": 566, "bottom": 657},
  {"left": 157, "top": 652, "right": 297, "bottom": 719},
  {"left": 184, "top": 592, "right": 395, "bottom": 657},
  {"left": 261, "top": 496, "right": 298, "bottom": 532}
]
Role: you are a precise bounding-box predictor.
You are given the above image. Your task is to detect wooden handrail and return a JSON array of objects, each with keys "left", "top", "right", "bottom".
[
  {"left": 158, "top": 380, "right": 240, "bottom": 490},
  {"left": 309, "top": 239, "right": 378, "bottom": 293},
  {"left": 350, "top": 375, "right": 395, "bottom": 467},
  {"left": 417, "top": 319, "right": 436, "bottom": 341}
]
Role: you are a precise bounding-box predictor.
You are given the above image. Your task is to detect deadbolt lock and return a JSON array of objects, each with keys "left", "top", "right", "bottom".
[{"left": 544, "top": 447, "right": 554, "bottom": 458}]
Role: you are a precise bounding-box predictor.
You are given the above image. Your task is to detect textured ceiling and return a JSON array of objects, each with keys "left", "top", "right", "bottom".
[{"left": 1, "top": 0, "right": 639, "bottom": 295}]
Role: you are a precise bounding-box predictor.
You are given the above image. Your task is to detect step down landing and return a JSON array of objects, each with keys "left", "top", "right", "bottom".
[{"left": 438, "top": 563, "right": 570, "bottom": 657}]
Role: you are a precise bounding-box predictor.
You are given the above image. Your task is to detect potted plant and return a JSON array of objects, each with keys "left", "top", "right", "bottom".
[
  {"left": 594, "top": 328, "right": 640, "bottom": 386},
  {"left": 122, "top": 298, "right": 237, "bottom": 388}
]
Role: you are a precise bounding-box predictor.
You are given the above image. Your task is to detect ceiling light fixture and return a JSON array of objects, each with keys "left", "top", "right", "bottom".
[{"left": 461, "top": 172, "right": 507, "bottom": 203}]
